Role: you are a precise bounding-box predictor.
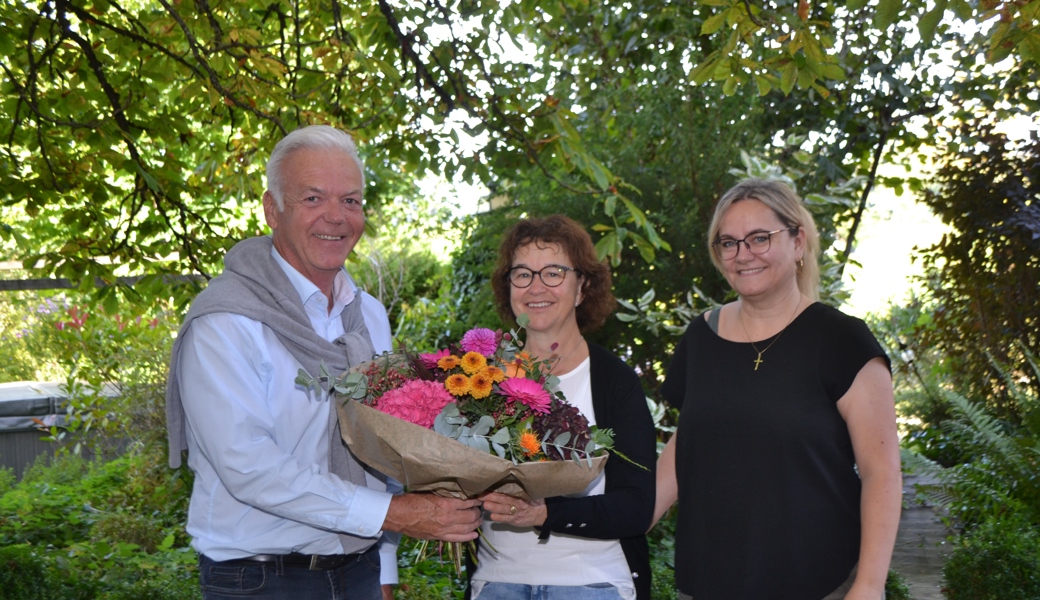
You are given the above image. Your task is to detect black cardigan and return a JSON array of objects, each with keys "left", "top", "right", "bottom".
[{"left": 466, "top": 343, "right": 657, "bottom": 599}]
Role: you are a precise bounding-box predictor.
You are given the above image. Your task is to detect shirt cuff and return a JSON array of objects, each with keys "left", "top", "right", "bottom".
[
  {"left": 378, "top": 532, "right": 401, "bottom": 584},
  {"left": 339, "top": 486, "right": 393, "bottom": 539}
]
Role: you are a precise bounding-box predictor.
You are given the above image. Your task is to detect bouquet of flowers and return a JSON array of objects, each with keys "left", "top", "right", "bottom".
[{"left": 297, "top": 315, "right": 614, "bottom": 502}]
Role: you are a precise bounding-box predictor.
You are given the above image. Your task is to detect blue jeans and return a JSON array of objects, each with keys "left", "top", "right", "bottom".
[
  {"left": 198, "top": 546, "right": 381, "bottom": 600},
  {"left": 473, "top": 582, "right": 624, "bottom": 600}
]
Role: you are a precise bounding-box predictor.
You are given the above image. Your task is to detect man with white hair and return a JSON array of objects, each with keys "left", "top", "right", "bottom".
[{"left": 166, "top": 125, "right": 481, "bottom": 600}]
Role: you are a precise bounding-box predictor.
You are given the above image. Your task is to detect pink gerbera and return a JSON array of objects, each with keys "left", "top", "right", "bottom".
[
  {"left": 460, "top": 327, "right": 498, "bottom": 356},
  {"left": 419, "top": 348, "right": 451, "bottom": 370},
  {"left": 499, "top": 377, "right": 552, "bottom": 414},
  {"left": 374, "top": 379, "right": 454, "bottom": 429}
]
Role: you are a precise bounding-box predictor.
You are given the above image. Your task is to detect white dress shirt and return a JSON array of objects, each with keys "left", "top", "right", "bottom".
[{"left": 177, "top": 247, "right": 400, "bottom": 582}]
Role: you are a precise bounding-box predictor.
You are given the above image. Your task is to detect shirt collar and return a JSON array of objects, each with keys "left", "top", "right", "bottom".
[{"left": 270, "top": 245, "right": 358, "bottom": 313}]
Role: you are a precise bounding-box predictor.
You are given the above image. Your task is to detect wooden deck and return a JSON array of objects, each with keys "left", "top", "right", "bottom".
[{"left": 891, "top": 473, "right": 954, "bottom": 600}]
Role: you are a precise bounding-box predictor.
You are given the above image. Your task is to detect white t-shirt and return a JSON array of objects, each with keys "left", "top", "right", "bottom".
[{"left": 471, "top": 357, "right": 635, "bottom": 599}]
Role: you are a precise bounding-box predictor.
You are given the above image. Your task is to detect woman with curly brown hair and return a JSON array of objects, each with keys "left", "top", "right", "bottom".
[{"left": 467, "top": 214, "right": 657, "bottom": 600}]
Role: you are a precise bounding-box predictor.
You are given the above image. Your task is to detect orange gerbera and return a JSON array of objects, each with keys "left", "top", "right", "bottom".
[
  {"left": 444, "top": 374, "right": 471, "bottom": 396},
  {"left": 519, "top": 430, "right": 541, "bottom": 456},
  {"left": 481, "top": 365, "right": 506, "bottom": 383},
  {"left": 460, "top": 351, "right": 487, "bottom": 374},
  {"left": 437, "top": 355, "right": 461, "bottom": 370},
  {"left": 469, "top": 372, "right": 493, "bottom": 399},
  {"left": 504, "top": 351, "right": 530, "bottom": 378}
]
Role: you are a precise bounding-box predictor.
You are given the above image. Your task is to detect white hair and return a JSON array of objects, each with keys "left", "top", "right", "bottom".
[{"left": 265, "top": 125, "right": 365, "bottom": 210}]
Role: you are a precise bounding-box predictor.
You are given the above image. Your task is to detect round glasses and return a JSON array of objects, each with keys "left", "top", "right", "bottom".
[
  {"left": 712, "top": 227, "right": 798, "bottom": 260},
  {"left": 507, "top": 265, "right": 579, "bottom": 288}
]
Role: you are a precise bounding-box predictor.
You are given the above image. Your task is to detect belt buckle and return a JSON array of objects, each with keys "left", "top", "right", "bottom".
[{"left": 309, "top": 555, "right": 320, "bottom": 570}]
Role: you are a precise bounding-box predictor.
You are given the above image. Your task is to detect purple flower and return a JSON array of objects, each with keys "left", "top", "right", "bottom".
[{"left": 461, "top": 327, "right": 498, "bottom": 356}]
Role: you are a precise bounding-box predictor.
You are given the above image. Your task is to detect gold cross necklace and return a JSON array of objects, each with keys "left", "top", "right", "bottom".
[{"left": 738, "top": 299, "right": 802, "bottom": 371}]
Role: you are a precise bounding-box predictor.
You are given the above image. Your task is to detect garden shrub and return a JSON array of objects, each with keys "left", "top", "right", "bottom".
[
  {"left": 90, "top": 510, "right": 166, "bottom": 552},
  {"left": 0, "top": 544, "right": 95, "bottom": 600},
  {"left": 649, "top": 508, "right": 676, "bottom": 600},
  {"left": 0, "top": 465, "right": 15, "bottom": 495},
  {"left": 885, "top": 569, "right": 911, "bottom": 600},
  {"left": 942, "top": 516, "right": 1040, "bottom": 600},
  {"left": 395, "top": 538, "right": 465, "bottom": 599},
  {"left": 0, "top": 453, "right": 129, "bottom": 547}
]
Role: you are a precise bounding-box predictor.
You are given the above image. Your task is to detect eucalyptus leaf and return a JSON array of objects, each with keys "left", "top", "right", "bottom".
[
  {"left": 472, "top": 415, "right": 495, "bottom": 437},
  {"left": 490, "top": 428, "right": 512, "bottom": 445}
]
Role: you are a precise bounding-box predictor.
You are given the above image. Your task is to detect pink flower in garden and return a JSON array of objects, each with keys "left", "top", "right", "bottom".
[
  {"left": 461, "top": 328, "right": 498, "bottom": 356},
  {"left": 374, "top": 379, "right": 454, "bottom": 429},
  {"left": 419, "top": 349, "right": 451, "bottom": 370},
  {"left": 499, "top": 377, "right": 552, "bottom": 414}
]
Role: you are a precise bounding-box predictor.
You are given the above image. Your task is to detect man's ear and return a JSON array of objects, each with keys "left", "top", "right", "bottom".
[{"left": 262, "top": 191, "right": 279, "bottom": 231}]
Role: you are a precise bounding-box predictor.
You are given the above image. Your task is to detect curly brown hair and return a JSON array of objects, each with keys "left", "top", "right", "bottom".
[{"left": 491, "top": 214, "right": 615, "bottom": 332}]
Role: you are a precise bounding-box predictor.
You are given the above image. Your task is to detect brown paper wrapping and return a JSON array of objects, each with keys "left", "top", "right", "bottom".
[{"left": 337, "top": 400, "right": 607, "bottom": 500}]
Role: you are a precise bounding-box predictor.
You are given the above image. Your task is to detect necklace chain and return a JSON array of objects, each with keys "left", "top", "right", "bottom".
[
  {"left": 550, "top": 336, "right": 585, "bottom": 373},
  {"left": 738, "top": 300, "right": 801, "bottom": 371}
]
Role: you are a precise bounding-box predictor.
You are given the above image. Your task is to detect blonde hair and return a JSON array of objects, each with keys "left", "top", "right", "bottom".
[{"left": 707, "top": 178, "right": 821, "bottom": 301}]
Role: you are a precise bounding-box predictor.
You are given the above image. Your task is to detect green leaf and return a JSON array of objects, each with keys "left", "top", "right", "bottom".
[
  {"left": 918, "top": 0, "right": 948, "bottom": 45},
  {"left": 617, "top": 196, "right": 648, "bottom": 228},
  {"left": 818, "top": 63, "right": 846, "bottom": 80},
  {"left": 780, "top": 62, "right": 797, "bottom": 95},
  {"left": 723, "top": 75, "right": 739, "bottom": 95},
  {"left": 1019, "top": 30, "right": 1040, "bottom": 64},
  {"left": 754, "top": 74, "right": 772, "bottom": 96},
  {"left": 594, "top": 231, "right": 619, "bottom": 262},
  {"left": 875, "top": 0, "right": 902, "bottom": 29},
  {"left": 702, "top": 9, "right": 730, "bottom": 35},
  {"left": 631, "top": 233, "right": 657, "bottom": 263},
  {"left": 847, "top": 0, "right": 868, "bottom": 9}
]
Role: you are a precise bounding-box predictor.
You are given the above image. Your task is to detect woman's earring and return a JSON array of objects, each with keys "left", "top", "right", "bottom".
[{"left": 797, "top": 258, "right": 805, "bottom": 272}]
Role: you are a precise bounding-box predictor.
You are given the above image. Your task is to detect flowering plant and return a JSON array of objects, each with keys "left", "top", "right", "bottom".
[{"left": 299, "top": 314, "right": 615, "bottom": 467}]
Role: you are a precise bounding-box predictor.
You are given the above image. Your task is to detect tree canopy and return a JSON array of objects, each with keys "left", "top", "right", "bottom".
[{"left": 1, "top": 0, "right": 1036, "bottom": 324}]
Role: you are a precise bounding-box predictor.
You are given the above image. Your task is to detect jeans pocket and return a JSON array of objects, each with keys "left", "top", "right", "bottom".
[
  {"left": 201, "top": 563, "right": 268, "bottom": 595},
  {"left": 359, "top": 548, "right": 381, "bottom": 574}
]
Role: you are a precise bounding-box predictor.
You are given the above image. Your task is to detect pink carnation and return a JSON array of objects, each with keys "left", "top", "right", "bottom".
[
  {"left": 419, "top": 349, "right": 451, "bottom": 370},
  {"left": 461, "top": 327, "right": 498, "bottom": 356},
  {"left": 375, "top": 379, "right": 454, "bottom": 429},
  {"left": 499, "top": 377, "right": 552, "bottom": 414}
]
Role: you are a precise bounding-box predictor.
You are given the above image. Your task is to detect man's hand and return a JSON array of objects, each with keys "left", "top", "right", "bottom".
[{"left": 382, "top": 493, "right": 481, "bottom": 542}]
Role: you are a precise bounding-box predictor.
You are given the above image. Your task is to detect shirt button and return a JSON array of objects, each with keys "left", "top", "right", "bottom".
[
  {"left": 357, "top": 526, "right": 366, "bottom": 534},
  {"left": 565, "top": 523, "right": 573, "bottom": 528},
  {"left": 579, "top": 523, "right": 586, "bottom": 527}
]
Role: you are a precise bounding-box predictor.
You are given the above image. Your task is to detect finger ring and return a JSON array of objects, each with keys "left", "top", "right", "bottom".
[{"left": 509, "top": 505, "right": 517, "bottom": 516}]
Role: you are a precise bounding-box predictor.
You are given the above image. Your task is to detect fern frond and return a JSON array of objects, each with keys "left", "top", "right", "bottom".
[{"left": 943, "top": 390, "right": 1014, "bottom": 456}]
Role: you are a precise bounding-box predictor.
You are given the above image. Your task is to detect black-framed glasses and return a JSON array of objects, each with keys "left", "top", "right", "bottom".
[
  {"left": 712, "top": 227, "right": 798, "bottom": 260},
  {"left": 507, "top": 265, "right": 579, "bottom": 288}
]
